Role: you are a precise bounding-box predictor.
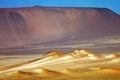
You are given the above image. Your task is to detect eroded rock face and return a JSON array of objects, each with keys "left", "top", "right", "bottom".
[{"left": 0, "top": 6, "right": 120, "bottom": 49}]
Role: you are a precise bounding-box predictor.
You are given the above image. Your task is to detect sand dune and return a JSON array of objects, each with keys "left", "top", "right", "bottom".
[{"left": 0, "top": 49, "right": 120, "bottom": 80}]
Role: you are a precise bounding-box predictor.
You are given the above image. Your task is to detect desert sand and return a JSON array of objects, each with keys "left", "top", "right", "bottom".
[{"left": 0, "top": 49, "right": 120, "bottom": 80}]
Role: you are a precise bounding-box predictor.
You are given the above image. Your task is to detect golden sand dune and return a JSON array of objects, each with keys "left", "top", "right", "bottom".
[
  {"left": 0, "top": 49, "right": 120, "bottom": 80},
  {"left": 61, "top": 68, "right": 81, "bottom": 77},
  {"left": 32, "top": 68, "right": 63, "bottom": 76},
  {"left": 69, "top": 49, "right": 101, "bottom": 59},
  {"left": 105, "top": 54, "right": 120, "bottom": 59},
  {"left": 1, "top": 68, "right": 120, "bottom": 80},
  {"left": 8, "top": 70, "right": 35, "bottom": 76},
  {"left": 44, "top": 51, "right": 67, "bottom": 57}
]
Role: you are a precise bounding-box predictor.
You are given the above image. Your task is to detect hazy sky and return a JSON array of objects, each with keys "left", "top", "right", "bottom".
[{"left": 0, "top": 0, "right": 120, "bottom": 14}]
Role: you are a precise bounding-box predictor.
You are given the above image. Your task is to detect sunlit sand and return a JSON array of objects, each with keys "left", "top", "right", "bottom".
[{"left": 0, "top": 49, "right": 120, "bottom": 80}]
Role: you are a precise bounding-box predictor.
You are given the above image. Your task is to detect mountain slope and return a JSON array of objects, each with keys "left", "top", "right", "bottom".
[{"left": 0, "top": 6, "right": 120, "bottom": 49}]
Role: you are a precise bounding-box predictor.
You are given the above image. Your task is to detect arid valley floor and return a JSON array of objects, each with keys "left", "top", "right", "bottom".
[{"left": 0, "top": 49, "right": 120, "bottom": 80}]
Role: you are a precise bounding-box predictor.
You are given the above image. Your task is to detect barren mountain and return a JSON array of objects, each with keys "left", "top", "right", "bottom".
[{"left": 0, "top": 6, "right": 120, "bottom": 50}]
